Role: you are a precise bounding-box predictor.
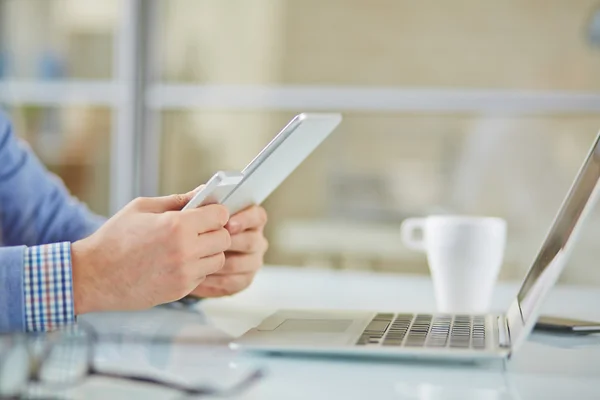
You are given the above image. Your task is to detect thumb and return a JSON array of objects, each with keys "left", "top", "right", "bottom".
[
  {"left": 140, "top": 192, "right": 194, "bottom": 213},
  {"left": 136, "top": 185, "right": 205, "bottom": 213}
]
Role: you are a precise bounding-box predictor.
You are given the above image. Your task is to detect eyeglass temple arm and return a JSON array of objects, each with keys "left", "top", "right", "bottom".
[
  {"left": 88, "top": 368, "right": 208, "bottom": 395},
  {"left": 87, "top": 366, "right": 264, "bottom": 396}
]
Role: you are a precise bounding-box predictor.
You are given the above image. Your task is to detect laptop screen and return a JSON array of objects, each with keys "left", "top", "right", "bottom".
[{"left": 507, "top": 132, "right": 600, "bottom": 346}]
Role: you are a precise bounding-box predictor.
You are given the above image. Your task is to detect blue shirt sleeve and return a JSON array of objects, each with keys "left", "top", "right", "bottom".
[
  {"left": 0, "top": 246, "right": 26, "bottom": 332},
  {"left": 0, "top": 112, "right": 105, "bottom": 245},
  {"left": 0, "top": 112, "right": 106, "bottom": 332}
]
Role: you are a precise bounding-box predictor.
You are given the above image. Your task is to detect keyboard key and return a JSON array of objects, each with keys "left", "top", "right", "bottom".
[
  {"left": 356, "top": 313, "right": 488, "bottom": 351},
  {"left": 364, "top": 320, "right": 390, "bottom": 333}
]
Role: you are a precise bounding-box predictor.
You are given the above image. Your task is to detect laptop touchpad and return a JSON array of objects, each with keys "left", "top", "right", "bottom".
[{"left": 273, "top": 319, "right": 353, "bottom": 333}]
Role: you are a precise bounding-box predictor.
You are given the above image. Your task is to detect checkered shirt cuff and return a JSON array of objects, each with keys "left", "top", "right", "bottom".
[{"left": 23, "top": 243, "right": 75, "bottom": 332}]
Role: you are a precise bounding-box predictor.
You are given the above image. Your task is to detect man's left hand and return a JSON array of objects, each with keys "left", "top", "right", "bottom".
[{"left": 190, "top": 205, "right": 268, "bottom": 297}]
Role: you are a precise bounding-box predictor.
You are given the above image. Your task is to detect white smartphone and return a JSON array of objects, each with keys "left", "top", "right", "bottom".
[
  {"left": 534, "top": 315, "right": 600, "bottom": 334},
  {"left": 182, "top": 171, "right": 244, "bottom": 210},
  {"left": 183, "top": 112, "right": 342, "bottom": 214}
]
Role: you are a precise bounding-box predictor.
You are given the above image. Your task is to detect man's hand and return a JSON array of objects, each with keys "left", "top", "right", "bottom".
[
  {"left": 71, "top": 193, "right": 231, "bottom": 314},
  {"left": 189, "top": 205, "right": 268, "bottom": 297}
]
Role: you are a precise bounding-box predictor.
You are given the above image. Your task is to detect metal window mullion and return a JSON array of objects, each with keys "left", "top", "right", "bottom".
[
  {"left": 110, "top": 0, "right": 144, "bottom": 215},
  {"left": 137, "top": 0, "right": 161, "bottom": 198}
]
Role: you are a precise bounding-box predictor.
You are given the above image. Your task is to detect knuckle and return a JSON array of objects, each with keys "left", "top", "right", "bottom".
[
  {"left": 171, "top": 193, "right": 188, "bottom": 209},
  {"left": 222, "top": 288, "right": 235, "bottom": 296},
  {"left": 244, "top": 235, "right": 257, "bottom": 253},
  {"left": 169, "top": 236, "right": 191, "bottom": 264},
  {"left": 208, "top": 273, "right": 253, "bottom": 296},
  {"left": 213, "top": 205, "right": 230, "bottom": 226},
  {"left": 214, "top": 276, "right": 231, "bottom": 292},
  {"left": 257, "top": 207, "right": 268, "bottom": 226},
  {"left": 206, "top": 285, "right": 230, "bottom": 297},
  {"left": 224, "top": 255, "right": 240, "bottom": 272},
  {"left": 215, "top": 252, "right": 226, "bottom": 270},
  {"left": 230, "top": 275, "right": 252, "bottom": 294},
  {"left": 162, "top": 213, "right": 184, "bottom": 235},
  {"left": 244, "top": 232, "right": 266, "bottom": 253},
  {"left": 131, "top": 197, "right": 149, "bottom": 209},
  {"left": 240, "top": 274, "right": 254, "bottom": 291},
  {"left": 197, "top": 205, "right": 230, "bottom": 229},
  {"left": 158, "top": 217, "right": 186, "bottom": 260},
  {"left": 220, "top": 228, "right": 232, "bottom": 250},
  {"left": 200, "top": 253, "right": 226, "bottom": 275}
]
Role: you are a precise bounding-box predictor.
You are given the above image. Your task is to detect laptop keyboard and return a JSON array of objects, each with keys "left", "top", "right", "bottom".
[{"left": 355, "top": 313, "right": 487, "bottom": 350}]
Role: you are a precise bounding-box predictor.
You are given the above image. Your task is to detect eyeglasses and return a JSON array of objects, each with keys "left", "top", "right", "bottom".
[{"left": 0, "top": 321, "right": 264, "bottom": 399}]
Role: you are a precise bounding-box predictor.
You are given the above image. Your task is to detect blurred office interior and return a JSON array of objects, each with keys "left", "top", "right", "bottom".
[{"left": 1, "top": 0, "right": 600, "bottom": 283}]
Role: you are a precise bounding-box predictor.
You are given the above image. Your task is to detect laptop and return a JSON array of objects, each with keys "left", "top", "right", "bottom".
[{"left": 231, "top": 130, "right": 600, "bottom": 362}]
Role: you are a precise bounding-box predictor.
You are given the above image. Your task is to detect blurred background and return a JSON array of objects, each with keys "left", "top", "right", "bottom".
[{"left": 1, "top": 0, "right": 600, "bottom": 283}]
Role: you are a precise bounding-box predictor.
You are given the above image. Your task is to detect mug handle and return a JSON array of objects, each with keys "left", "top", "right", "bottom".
[{"left": 400, "top": 218, "right": 427, "bottom": 252}]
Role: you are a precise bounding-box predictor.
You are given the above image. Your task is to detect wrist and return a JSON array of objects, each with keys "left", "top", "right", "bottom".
[{"left": 71, "top": 240, "right": 98, "bottom": 315}]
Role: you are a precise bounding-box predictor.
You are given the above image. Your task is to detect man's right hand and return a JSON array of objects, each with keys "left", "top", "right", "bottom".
[{"left": 70, "top": 193, "right": 231, "bottom": 314}]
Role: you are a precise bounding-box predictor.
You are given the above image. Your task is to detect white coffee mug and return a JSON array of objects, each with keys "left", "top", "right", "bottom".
[{"left": 400, "top": 215, "right": 507, "bottom": 314}]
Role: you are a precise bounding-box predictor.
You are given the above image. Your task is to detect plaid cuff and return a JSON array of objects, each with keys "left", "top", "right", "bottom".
[{"left": 23, "top": 243, "right": 75, "bottom": 332}]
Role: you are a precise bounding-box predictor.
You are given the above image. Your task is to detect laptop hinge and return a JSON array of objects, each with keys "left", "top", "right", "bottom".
[{"left": 497, "top": 316, "right": 511, "bottom": 348}]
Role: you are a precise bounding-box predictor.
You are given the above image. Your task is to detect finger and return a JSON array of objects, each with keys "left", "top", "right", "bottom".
[
  {"left": 184, "top": 184, "right": 206, "bottom": 204},
  {"left": 187, "top": 252, "right": 226, "bottom": 279},
  {"left": 193, "top": 228, "right": 232, "bottom": 259},
  {"left": 135, "top": 184, "right": 209, "bottom": 213},
  {"left": 132, "top": 192, "right": 194, "bottom": 213},
  {"left": 225, "top": 206, "right": 267, "bottom": 235},
  {"left": 191, "top": 184, "right": 206, "bottom": 194},
  {"left": 180, "top": 204, "right": 230, "bottom": 234},
  {"left": 228, "top": 230, "right": 269, "bottom": 254},
  {"left": 219, "top": 252, "right": 264, "bottom": 274},
  {"left": 191, "top": 272, "right": 256, "bottom": 297}
]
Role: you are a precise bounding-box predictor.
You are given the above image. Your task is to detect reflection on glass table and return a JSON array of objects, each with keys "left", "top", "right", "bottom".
[{"left": 0, "top": 320, "right": 264, "bottom": 399}]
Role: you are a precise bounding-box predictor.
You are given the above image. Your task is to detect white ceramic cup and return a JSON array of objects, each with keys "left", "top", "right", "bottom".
[{"left": 400, "top": 215, "right": 507, "bottom": 314}]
